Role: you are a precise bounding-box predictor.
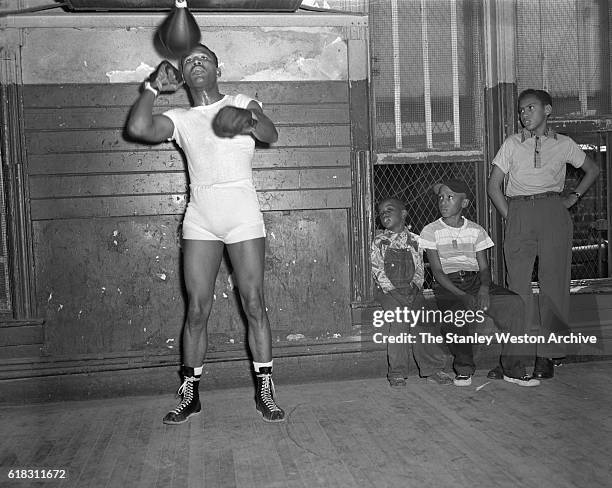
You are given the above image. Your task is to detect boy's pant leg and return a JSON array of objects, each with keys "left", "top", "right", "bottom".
[
  {"left": 434, "top": 290, "right": 475, "bottom": 376},
  {"left": 505, "top": 197, "right": 572, "bottom": 358},
  {"left": 410, "top": 294, "right": 449, "bottom": 377},
  {"left": 486, "top": 285, "right": 534, "bottom": 377},
  {"left": 535, "top": 198, "right": 573, "bottom": 358},
  {"left": 375, "top": 289, "right": 410, "bottom": 379},
  {"left": 503, "top": 199, "right": 538, "bottom": 341}
]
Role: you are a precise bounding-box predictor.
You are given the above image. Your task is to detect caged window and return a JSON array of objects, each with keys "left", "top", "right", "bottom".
[
  {"left": 370, "top": 0, "right": 486, "bottom": 288},
  {"left": 370, "top": 0, "right": 484, "bottom": 152}
]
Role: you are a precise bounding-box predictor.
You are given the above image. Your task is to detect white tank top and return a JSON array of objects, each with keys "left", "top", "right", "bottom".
[{"left": 163, "top": 94, "right": 259, "bottom": 186}]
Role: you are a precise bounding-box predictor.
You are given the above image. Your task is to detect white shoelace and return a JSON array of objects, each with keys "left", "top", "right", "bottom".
[
  {"left": 259, "top": 374, "right": 280, "bottom": 412},
  {"left": 172, "top": 376, "right": 196, "bottom": 414}
]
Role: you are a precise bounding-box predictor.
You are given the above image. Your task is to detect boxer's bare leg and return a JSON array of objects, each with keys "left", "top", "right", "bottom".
[
  {"left": 227, "top": 238, "right": 285, "bottom": 422},
  {"left": 163, "top": 239, "right": 224, "bottom": 425}
]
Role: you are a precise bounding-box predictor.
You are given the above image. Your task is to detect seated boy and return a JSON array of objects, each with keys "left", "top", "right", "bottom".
[
  {"left": 371, "top": 198, "right": 452, "bottom": 387},
  {"left": 420, "top": 179, "right": 540, "bottom": 387}
]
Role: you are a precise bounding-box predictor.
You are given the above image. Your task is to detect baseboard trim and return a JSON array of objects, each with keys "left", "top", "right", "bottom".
[{"left": 0, "top": 347, "right": 389, "bottom": 404}]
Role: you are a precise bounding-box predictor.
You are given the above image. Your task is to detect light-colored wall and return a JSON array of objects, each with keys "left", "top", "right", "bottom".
[{"left": 22, "top": 26, "right": 348, "bottom": 84}]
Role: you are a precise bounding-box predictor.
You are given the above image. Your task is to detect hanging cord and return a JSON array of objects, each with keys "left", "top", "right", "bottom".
[{"left": 0, "top": 2, "right": 67, "bottom": 18}]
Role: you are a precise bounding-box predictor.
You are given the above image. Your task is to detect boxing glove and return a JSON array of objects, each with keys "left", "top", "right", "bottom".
[
  {"left": 148, "top": 60, "right": 183, "bottom": 93},
  {"left": 212, "top": 106, "right": 256, "bottom": 138}
]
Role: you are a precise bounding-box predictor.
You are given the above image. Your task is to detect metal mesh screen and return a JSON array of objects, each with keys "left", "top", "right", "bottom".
[
  {"left": 516, "top": 0, "right": 611, "bottom": 117},
  {"left": 0, "top": 160, "right": 12, "bottom": 312},
  {"left": 370, "top": 0, "right": 484, "bottom": 152},
  {"left": 374, "top": 161, "right": 481, "bottom": 288},
  {"left": 567, "top": 148, "right": 608, "bottom": 280}
]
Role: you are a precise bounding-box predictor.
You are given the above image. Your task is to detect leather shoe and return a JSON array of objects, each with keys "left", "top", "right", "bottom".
[
  {"left": 552, "top": 357, "right": 565, "bottom": 367},
  {"left": 487, "top": 366, "right": 503, "bottom": 380},
  {"left": 533, "top": 356, "right": 554, "bottom": 379}
]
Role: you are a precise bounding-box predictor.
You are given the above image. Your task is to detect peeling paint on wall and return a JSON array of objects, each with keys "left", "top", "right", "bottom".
[
  {"left": 106, "top": 62, "right": 155, "bottom": 83},
  {"left": 22, "top": 26, "right": 348, "bottom": 83},
  {"left": 241, "top": 37, "right": 347, "bottom": 81}
]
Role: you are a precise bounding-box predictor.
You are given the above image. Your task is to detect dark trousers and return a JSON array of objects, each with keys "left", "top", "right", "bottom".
[
  {"left": 504, "top": 196, "right": 572, "bottom": 358},
  {"left": 433, "top": 272, "right": 533, "bottom": 377},
  {"left": 375, "top": 288, "right": 449, "bottom": 379}
]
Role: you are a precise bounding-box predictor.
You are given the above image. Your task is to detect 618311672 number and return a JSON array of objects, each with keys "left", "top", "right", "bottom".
[{"left": 8, "top": 469, "right": 66, "bottom": 479}]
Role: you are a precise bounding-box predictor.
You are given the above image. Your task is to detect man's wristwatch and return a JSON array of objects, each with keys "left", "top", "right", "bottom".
[
  {"left": 143, "top": 81, "right": 159, "bottom": 97},
  {"left": 571, "top": 191, "right": 582, "bottom": 199}
]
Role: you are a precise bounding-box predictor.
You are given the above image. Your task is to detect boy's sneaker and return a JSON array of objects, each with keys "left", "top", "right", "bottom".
[
  {"left": 553, "top": 357, "right": 565, "bottom": 367},
  {"left": 426, "top": 371, "right": 453, "bottom": 385},
  {"left": 503, "top": 375, "right": 541, "bottom": 387},
  {"left": 388, "top": 377, "right": 407, "bottom": 388},
  {"left": 453, "top": 374, "right": 472, "bottom": 387}
]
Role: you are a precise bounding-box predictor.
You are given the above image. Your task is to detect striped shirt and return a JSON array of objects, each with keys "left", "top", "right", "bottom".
[
  {"left": 491, "top": 128, "right": 586, "bottom": 197},
  {"left": 419, "top": 218, "right": 494, "bottom": 274}
]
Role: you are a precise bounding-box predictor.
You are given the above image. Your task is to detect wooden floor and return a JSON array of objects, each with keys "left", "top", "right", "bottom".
[{"left": 1, "top": 361, "right": 611, "bottom": 488}]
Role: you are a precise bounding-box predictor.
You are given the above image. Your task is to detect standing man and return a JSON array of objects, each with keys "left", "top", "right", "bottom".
[
  {"left": 127, "top": 44, "right": 285, "bottom": 423},
  {"left": 488, "top": 89, "right": 599, "bottom": 379}
]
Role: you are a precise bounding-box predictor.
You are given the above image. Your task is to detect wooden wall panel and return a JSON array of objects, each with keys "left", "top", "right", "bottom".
[
  {"left": 24, "top": 104, "right": 350, "bottom": 130},
  {"left": 27, "top": 147, "right": 351, "bottom": 175},
  {"left": 22, "top": 82, "right": 349, "bottom": 108},
  {"left": 23, "top": 81, "right": 352, "bottom": 220},
  {"left": 22, "top": 80, "right": 354, "bottom": 358},
  {"left": 29, "top": 169, "right": 351, "bottom": 198},
  {"left": 29, "top": 190, "right": 352, "bottom": 220},
  {"left": 26, "top": 126, "right": 350, "bottom": 154},
  {"left": 34, "top": 210, "right": 351, "bottom": 357}
]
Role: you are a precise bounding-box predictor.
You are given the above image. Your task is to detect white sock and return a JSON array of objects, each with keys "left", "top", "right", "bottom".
[
  {"left": 253, "top": 360, "right": 273, "bottom": 373},
  {"left": 194, "top": 366, "right": 203, "bottom": 376}
]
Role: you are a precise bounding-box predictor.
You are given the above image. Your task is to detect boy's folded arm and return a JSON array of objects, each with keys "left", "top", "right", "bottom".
[
  {"left": 370, "top": 244, "right": 395, "bottom": 293},
  {"left": 475, "top": 251, "right": 492, "bottom": 289},
  {"left": 475, "top": 250, "right": 492, "bottom": 310},
  {"left": 411, "top": 263, "right": 424, "bottom": 290},
  {"left": 487, "top": 166, "right": 508, "bottom": 219},
  {"left": 565, "top": 155, "right": 600, "bottom": 209}
]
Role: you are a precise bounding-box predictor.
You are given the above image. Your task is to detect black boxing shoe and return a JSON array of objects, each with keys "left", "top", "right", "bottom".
[
  {"left": 533, "top": 357, "right": 554, "bottom": 379},
  {"left": 163, "top": 368, "right": 201, "bottom": 425},
  {"left": 255, "top": 367, "right": 286, "bottom": 422}
]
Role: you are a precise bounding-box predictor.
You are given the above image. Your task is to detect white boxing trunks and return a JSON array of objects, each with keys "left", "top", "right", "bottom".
[{"left": 182, "top": 179, "right": 266, "bottom": 244}]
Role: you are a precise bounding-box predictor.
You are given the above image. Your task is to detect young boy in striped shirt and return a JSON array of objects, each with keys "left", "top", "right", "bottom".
[{"left": 420, "top": 179, "right": 539, "bottom": 387}]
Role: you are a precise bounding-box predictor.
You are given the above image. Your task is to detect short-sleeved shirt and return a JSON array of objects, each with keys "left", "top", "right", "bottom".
[
  {"left": 491, "top": 128, "right": 586, "bottom": 197},
  {"left": 163, "top": 94, "right": 260, "bottom": 186},
  {"left": 419, "top": 218, "right": 494, "bottom": 274}
]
